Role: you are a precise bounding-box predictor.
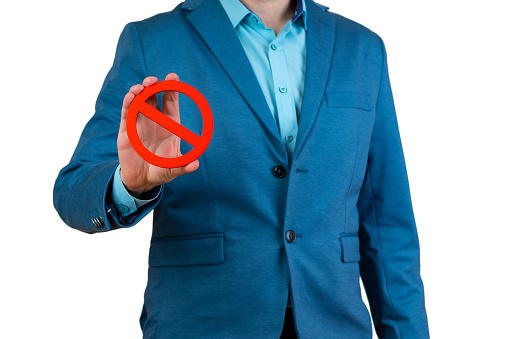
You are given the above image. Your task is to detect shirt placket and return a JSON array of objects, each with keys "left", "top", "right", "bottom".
[{"left": 268, "top": 25, "right": 299, "bottom": 161}]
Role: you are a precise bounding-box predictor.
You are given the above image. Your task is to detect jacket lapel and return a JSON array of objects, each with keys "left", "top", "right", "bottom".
[
  {"left": 293, "top": 1, "right": 336, "bottom": 161},
  {"left": 183, "top": 0, "right": 336, "bottom": 162},
  {"left": 183, "top": 0, "right": 283, "bottom": 146}
]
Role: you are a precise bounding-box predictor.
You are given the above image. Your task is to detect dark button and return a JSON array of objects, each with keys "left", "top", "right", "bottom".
[
  {"left": 272, "top": 165, "right": 286, "bottom": 178},
  {"left": 285, "top": 230, "right": 296, "bottom": 243}
]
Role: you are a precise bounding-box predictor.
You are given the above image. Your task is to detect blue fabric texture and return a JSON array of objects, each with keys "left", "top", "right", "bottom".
[{"left": 53, "top": 0, "right": 429, "bottom": 338}]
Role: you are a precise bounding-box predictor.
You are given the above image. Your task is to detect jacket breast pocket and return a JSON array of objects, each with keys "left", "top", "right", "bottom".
[
  {"left": 148, "top": 233, "right": 225, "bottom": 267},
  {"left": 325, "top": 91, "right": 371, "bottom": 112}
]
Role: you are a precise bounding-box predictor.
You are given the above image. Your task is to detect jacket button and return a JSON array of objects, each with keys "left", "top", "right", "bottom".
[
  {"left": 285, "top": 230, "right": 296, "bottom": 243},
  {"left": 272, "top": 165, "right": 286, "bottom": 178}
]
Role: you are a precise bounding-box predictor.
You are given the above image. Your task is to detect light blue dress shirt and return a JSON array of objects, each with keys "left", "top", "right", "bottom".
[
  {"left": 219, "top": 0, "right": 307, "bottom": 158},
  {"left": 111, "top": 0, "right": 307, "bottom": 217}
]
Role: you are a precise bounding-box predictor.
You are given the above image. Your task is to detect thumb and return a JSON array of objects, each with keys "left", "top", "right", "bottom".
[{"left": 168, "top": 159, "right": 200, "bottom": 179}]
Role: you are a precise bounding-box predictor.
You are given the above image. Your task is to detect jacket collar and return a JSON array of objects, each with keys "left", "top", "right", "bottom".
[{"left": 217, "top": 0, "right": 308, "bottom": 30}]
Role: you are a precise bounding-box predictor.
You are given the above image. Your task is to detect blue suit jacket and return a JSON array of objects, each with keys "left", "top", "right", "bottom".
[{"left": 54, "top": 0, "right": 430, "bottom": 337}]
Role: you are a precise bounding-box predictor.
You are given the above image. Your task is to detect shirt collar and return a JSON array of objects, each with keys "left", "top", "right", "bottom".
[{"left": 219, "top": 0, "right": 307, "bottom": 30}]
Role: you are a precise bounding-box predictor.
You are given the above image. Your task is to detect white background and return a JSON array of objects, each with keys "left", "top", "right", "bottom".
[{"left": 1, "top": 0, "right": 506, "bottom": 338}]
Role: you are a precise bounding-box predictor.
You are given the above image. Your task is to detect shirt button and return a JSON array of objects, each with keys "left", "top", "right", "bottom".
[
  {"left": 272, "top": 165, "right": 287, "bottom": 178},
  {"left": 270, "top": 43, "right": 278, "bottom": 51},
  {"left": 121, "top": 205, "right": 130, "bottom": 213},
  {"left": 285, "top": 134, "right": 294, "bottom": 142},
  {"left": 285, "top": 230, "right": 296, "bottom": 243},
  {"left": 279, "top": 85, "right": 287, "bottom": 93},
  {"left": 251, "top": 16, "right": 258, "bottom": 23}
]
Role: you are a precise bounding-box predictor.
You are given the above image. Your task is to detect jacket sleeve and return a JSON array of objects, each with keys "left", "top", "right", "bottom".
[
  {"left": 357, "top": 38, "right": 430, "bottom": 338},
  {"left": 53, "top": 23, "right": 162, "bottom": 234}
]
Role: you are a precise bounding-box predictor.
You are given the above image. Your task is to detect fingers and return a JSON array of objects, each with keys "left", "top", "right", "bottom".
[
  {"left": 119, "top": 77, "right": 159, "bottom": 133},
  {"left": 143, "top": 76, "right": 159, "bottom": 109},
  {"left": 119, "top": 73, "right": 180, "bottom": 134},
  {"left": 162, "top": 73, "right": 180, "bottom": 123},
  {"left": 119, "top": 92, "right": 135, "bottom": 133},
  {"left": 142, "top": 76, "right": 158, "bottom": 87},
  {"left": 165, "top": 73, "right": 179, "bottom": 81},
  {"left": 143, "top": 77, "right": 159, "bottom": 109}
]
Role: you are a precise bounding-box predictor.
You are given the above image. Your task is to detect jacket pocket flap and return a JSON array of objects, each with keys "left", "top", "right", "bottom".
[
  {"left": 340, "top": 235, "right": 361, "bottom": 263},
  {"left": 325, "top": 91, "right": 371, "bottom": 111},
  {"left": 149, "top": 233, "right": 224, "bottom": 267}
]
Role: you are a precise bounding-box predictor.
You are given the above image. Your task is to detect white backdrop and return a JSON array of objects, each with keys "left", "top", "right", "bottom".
[{"left": 1, "top": 1, "right": 506, "bottom": 338}]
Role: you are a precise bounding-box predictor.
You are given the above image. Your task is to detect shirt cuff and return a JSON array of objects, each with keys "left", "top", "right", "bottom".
[{"left": 111, "top": 165, "right": 161, "bottom": 217}]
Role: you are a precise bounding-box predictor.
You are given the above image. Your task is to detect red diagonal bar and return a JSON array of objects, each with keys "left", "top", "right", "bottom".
[{"left": 137, "top": 102, "right": 201, "bottom": 147}]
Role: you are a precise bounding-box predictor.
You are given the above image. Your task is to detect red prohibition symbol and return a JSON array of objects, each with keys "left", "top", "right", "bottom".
[{"left": 126, "top": 80, "right": 213, "bottom": 168}]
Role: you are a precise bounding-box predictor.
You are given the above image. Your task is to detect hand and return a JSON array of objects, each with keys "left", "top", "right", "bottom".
[{"left": 117, "top": 73, "right": 199, "bottom": 197}]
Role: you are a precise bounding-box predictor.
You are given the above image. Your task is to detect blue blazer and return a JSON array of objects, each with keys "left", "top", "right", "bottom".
[{"left": 54, "top": 0, "right": 429, "bottom": 337}]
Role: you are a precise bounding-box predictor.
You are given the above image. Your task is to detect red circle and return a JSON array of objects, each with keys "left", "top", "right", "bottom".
[{"left": 126, "top": 80, "right": 213, "bottom": 168}]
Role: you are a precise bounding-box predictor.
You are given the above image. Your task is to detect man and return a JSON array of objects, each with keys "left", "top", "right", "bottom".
[{"left": 54, "top": 0, "right": 430, "bottom": 338}]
